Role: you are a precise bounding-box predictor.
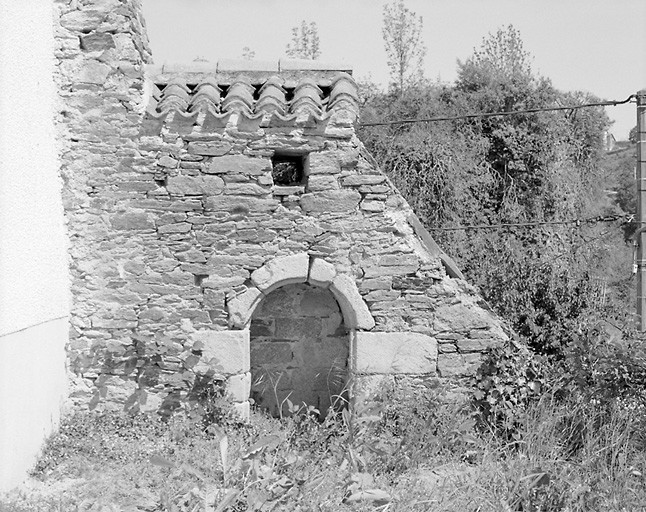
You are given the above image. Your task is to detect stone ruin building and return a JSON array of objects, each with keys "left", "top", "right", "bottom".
[{"left": 1, "top": 0, "right": 507, "bottom": 489}]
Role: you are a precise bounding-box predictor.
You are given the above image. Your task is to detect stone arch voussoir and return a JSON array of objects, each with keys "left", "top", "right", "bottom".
[{"left": 226, "top": 252, "right": 375, "bottom": 330}]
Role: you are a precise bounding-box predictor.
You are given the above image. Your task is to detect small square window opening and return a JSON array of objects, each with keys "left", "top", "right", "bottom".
[{"left": 272, "top": 154, "right": 305, "bottom": 186}]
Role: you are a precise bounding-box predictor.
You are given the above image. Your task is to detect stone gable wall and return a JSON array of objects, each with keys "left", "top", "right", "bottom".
[{"left": 55, "top": 0, "right": 508, "bottom": 414}]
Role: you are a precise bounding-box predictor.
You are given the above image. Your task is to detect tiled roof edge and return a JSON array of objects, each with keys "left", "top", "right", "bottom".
[{"left": 146, "top": 60, "right": 353, "bottom": 84}]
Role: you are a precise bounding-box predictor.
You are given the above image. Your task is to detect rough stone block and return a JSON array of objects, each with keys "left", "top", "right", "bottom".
[
  {"left": 272, "top": 185, "right": 305, "bottom": 196},
  {"left": 330, "top": 274, "right": 375, "bottom": 330},
  {"left": 301, "top": 290, "right": 341, "bottom": 317},
  {"left": 250, "top": 318, "right": 274, "bottom": 337},
  {"left": 363, "top": 265, "right": 419, "bottom": 278},
  {"left": 188, "top": 142, "right": 233, "bottom": 157},
  {"left": 275, "top": 317, "right": 322, "bottom": 340},
  {"left": 203, "top": 289, "right": 226, "bottom": 309},
  {"left": 364, "top": 290, "right": 400, "bottom": 301},
  {"left": 456, "top": 338, "right": 490, "bottom": 353},
  {"left": 115, "top": 181, "right": 157, "bottom": 193},
  {"left": 205, "top": 195, "right": 280, "bottom": 214},
  {"left": 80, "top": 32, "right": 115, "bottom": 51},
  {"left": 228, "top": 287, "right": 264, "bottom": 328},
  {"left": 102, "top": 376, "right": 137, "bottom": 404},
  {"left": 207, "top": 155, "right": 270, "bottom": 175},
  {"left": 308, "top": 258, "right": 336, "bottom": 287},
  {"left": 78, "top": 60, "right": 111, "bottom": 85},
  {"left": 360, "top": 277, "right": 392, "bottom": 291},
  {"left": 251, "top": 253, "right": 309, "bottom": 293},
  {"left": 224, "top": 183, "right": 270, "bottom": 196},
  {"left": 300, "top": 190, "right": 360, "bottom": 213},
  {"left": 342, "top": 175, "right": 386, "bottom": 186},
  {"left": 308, "top": 152, "right": 341, "bottom": 174},
  {"left": 360, "top": 200, "right": 385, "bottom": 212},
  {"left": 226, "top": 373, "right": 251, "bottom": 402},
  {"left": 191, "top": 329, "right": 250, "bottom": 375},
  {"left": 434, "top": 303, "right": 495, "bottom": 333},
  {"left": 167, "top": 175, "right": 224, "bottom": 195},
  {"left": 307, "top": 175, "right": 339, "bottom": 192},
  {"left": 139, "top": 392, "right": 163, "bottom": 414},
  {"left": 60, "top": 10, "right": 106, "bottom": 32},
  {"left": 354, "top": 332, "right": 438, "bottom": 375},
  {"left": 251, "top": 342, "right": 293, "bottom": 365},
  {"left": 378, "top": 254, "right": 419, "bottom": 267},
  {"left": 158, "top": 155, "right": 179, "bottom": 168},
  {"left": 157, "top": 222, "right": 191, "bottom": 234},
  {"left": 232, "top": 401, "right": 250, "bottom": 421},
  {"left": 202, "top": 275, "right": 247, "bottom": 290},
  {"left": 110, "top": 212, "right": 154, "bottom": 230},
  {"left": 359, "top": 184, "right": 390, "bottom": 194}
]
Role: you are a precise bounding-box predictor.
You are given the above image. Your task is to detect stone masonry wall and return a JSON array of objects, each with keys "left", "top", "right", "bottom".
[{"left": 55, "top": 0, "right": 509, "bottom": 414}]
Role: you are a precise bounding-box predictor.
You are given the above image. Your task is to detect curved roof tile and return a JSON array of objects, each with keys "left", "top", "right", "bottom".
[
  {"left": 146, "top": 64, "right": 358, "bottom": 131},
  {"left": 189, "top": 80, "right": 222, "bottom": 112},
  {"left": 221, "top": 80, "right": 255, "bottom": 114}
]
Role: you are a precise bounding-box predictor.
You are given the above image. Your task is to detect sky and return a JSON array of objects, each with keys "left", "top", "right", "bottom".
[{"left": 142, "top": 0, "right": 646, "bottom": 140}]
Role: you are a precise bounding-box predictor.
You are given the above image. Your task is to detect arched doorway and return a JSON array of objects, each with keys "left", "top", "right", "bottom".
[{"left": 249, "top": 283, "right": 348, "bottom": 418}]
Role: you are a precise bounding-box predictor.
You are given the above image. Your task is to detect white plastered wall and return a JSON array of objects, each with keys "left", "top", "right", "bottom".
[{"left": 0, "top": 1, "right": 70, "bottom": 491}]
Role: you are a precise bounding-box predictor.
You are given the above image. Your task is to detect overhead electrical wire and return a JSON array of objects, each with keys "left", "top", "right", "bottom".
[
  {"left": 359, "top": 95, "right": 636, "bottom": 127},
  {"left": 425, "top": 214, "right": 633, "bottom": 232}
]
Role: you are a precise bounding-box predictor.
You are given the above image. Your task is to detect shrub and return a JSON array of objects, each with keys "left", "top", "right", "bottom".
[{"left": 472, "top": 341, "right": 550, "bottom": 440}]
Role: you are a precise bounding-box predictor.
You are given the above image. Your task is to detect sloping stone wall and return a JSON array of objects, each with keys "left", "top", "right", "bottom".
[{"left": 55, "top": 0, "right": 509, "bottom": 414}]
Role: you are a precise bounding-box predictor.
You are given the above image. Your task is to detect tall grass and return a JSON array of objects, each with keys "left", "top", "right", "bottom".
[{"left": 2, "top": 383, "right": 646, "bottom": 511}]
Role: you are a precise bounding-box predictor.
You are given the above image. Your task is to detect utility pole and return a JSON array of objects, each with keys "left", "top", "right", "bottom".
[{"left": 636, "top": 90, "right": 646, "bottom": 330}]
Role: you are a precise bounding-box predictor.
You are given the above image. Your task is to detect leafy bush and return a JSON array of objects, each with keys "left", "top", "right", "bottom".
[
  {"left": 563, "top": 329, "right": 646, "bottom": 409},
  {"left": 472, "top": 341, "right": 549, "bottom": 440}
]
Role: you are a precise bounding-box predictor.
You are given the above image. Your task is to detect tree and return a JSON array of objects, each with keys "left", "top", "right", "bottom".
[
  {"left": 285, "top": 21, "right": 320, "bottom": 60},
  {"left": 382, "top": 0, "right": 427, "bottom": 93},
  {"left": 457, "top": 25, "right": 532, "bottom": 93},
  {"left": 241, "top": 46, "right": 255, "bottom": 61},
  {"left": 360, "top": 25, "right": 624, "bottom": 356}
]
